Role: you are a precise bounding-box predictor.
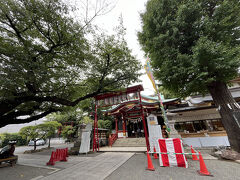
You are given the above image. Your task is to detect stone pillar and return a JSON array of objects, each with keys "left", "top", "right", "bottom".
[
  {"left": 168, "top": 120, "right": 182, "bottom": 138},
  {"left": 69, "top": 124, "right": 86, "bottom": 155}
]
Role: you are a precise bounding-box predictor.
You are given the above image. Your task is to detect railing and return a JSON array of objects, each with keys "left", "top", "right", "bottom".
[{"left": 108, "top": 133, "right": 118, "bottom": 147}]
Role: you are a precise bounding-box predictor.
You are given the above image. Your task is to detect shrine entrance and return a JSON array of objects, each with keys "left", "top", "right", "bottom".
[
  {"left": 93, "top": 85, "right": 178, "bottom": 152},
  {"left": 127, "top": 120, "right": 144, "bottom": 138},
  {"left": 105, "top": 99, "right": 162, "bottom": 141},
  {"left": 93, "top": 85, "right": 149, "bottom": 151}
]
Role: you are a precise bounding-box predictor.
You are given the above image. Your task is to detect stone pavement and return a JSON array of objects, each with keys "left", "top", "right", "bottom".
[
  {"left": 99, "top": 146, "right": 217, "bottom": 160},
  {"left": 38, "top": 152, "right": 134, "bottom": 180},
  {"left": 7, "top": 147, "right": 235, "bottom": 180},
  {"left": 0, "top": 164, "right": 54, "bottom": 180},
  {"left": 18, "top": 153, "right": 92, "bottom": 170},
  {"left": 3, "top": 145, "right": 221, "bottom": 180},
  {"left": 105, "top": 153, "right": 240, "bottom": 180}
]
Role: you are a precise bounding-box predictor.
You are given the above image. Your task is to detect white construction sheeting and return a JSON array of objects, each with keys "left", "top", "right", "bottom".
[{"left": 182, "top": 136, "right": 230, "bottom": 147}]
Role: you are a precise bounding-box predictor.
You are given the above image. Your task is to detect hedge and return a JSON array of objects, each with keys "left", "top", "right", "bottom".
[{"left": 0, "top": 133, "right": 27, "bottom": 147}]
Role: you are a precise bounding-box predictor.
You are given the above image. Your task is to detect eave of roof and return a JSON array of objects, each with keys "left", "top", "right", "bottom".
[
  {"left": 168, "top": 105, "right": 216, "bottom": 113},
  {"left": 102, "top": 97, "right": 179, "bottom": 114}
]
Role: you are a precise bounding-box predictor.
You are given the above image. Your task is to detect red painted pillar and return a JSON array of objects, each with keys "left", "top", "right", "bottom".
[
  {"left": 124, "top": 117, "right": 127, "bottom": 137},
  {"left": 115, "top": 117, "right": 118, "bottom": 136},
  {"left": 96, "top": 112, "right": 99, "bottom": 151},
  {"left": 139, "top": 91, "right": 150, "bottom": 151},
  {"left": 123, "top": 115, "right": 126, "bottom": 137},
  {"left": 93, "top": 102, "right": 98, "bottom": 152}
]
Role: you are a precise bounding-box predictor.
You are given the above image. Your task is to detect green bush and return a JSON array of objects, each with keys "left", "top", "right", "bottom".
[
  {"left": 61, "top": 126, "right": 76, "bottom": 140},
  {"left": 0, "top": 133, "right": 27, "bottom": 147},
  {"left": 98, "top": 120, "right": 112, "bottom": 130},
  {"left": 104, "top": 120, "right": 112, "bottom": 130}
]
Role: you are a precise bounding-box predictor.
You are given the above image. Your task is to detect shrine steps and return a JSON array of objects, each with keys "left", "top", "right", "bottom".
[{"left": 112, "top": 138, "right": 146, "bottom": 147}]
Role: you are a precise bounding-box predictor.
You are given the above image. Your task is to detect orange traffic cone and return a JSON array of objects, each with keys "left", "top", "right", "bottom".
[
  {"left": 46, "top": 151, "right": 55, "bottom": 166},
  {"left": 146, "top": 151, "right": 155, "bottom": 171},
  {"left": 153, "top": 147, "right": 159, "bottom": 159},
  {"left": 191, "top": 146, "right": 198, "bottom": 160},
  {"left": 197, "top": 152, "right": 212, "bottom": 176}
]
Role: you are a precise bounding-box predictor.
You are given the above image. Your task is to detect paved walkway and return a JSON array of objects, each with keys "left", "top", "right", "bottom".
[
  {"left": 18, "top": 154, "right": 91, "bottom": 170},
  {"left": 106, "top": 153, "right": 240, "bottom": 180},
  {"left": 39, "top": 152, "right": 134, "bottom": 180},
  {"left": 99, "top": 147, "right": 217, "bottom": 160},
  {"left": 13, "top": 145, "right": 217, "bottom": 180}
]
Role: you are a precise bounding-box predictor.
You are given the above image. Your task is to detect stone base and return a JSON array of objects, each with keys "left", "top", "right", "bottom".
[{"left": 220, "top": 150, "right": 240, "bottom": 160}]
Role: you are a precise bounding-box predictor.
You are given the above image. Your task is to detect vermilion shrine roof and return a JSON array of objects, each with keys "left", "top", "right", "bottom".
[{"left": 103, "top": 94, "right": 179, "bottom": 116}]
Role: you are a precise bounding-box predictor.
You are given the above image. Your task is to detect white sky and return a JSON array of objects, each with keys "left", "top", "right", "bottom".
[{"left": 92, "top": 0, "right": 155, "bottom": 95}]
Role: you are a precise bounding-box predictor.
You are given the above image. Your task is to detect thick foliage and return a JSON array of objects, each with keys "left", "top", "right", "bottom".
[
  {"left": 98, "top": 119, "right": 112, "bottom": 130},
  {"left": 0, "top": 0, "right": 141, "bottom": 127},
  {"left": 37, "top": 121, "right": 61, "bottom": 139},
  {"left": 138, "top": 0, "right": 240, "bottom": 97},
  {"left": 61, "top": 125, "right": 76, "bottom": 140},
  {"left": 0, "top": 132, "right": 27, "bottom": 147}
]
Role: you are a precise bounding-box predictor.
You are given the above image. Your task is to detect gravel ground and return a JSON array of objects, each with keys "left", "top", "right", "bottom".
[
  {"left": 105, "top": 153, "right": 240, "bottom": 180},
  {"left": 0, "top": 164, "right": 54, "bottom": 180}
]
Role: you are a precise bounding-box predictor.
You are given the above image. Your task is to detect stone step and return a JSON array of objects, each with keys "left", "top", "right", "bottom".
[
  {"left": 113, "top": 144, "right": 146, "bottom": 147},
  {"left": 112, "top": 138, "right": 146, "bottom": 147}
]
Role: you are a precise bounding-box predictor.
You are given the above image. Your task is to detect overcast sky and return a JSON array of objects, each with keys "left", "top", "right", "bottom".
[{"left": 92, "top": 0, "right": 155, "bottom": 95}]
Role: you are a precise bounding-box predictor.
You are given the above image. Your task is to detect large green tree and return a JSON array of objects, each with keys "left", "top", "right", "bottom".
[
  {"left": 37, "top": 121, "right": 61, "bottom": 148},
  {"left": 19, "top": 125, "right": 39, "bottom": 150},
  {"left": 138, "top": 0, "right": 240, "bottom": 152},
  {"left": 0, "top": 0, "right": 141, "bottom": 127}
]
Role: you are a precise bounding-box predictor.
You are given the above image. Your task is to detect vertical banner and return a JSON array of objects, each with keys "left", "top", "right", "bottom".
[
  {"left": 144, "top": 58, "right": 157, "bottom": 92},
  {"left": 144, "top": 58, "right": 170, "bottom": 132}
]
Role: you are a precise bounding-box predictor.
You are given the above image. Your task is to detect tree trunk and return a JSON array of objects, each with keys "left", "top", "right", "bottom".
[
  {"left": 34, "top": 140, "right": 36, "bottom": 151},
  {"left": 48, "top": 138, "right": 51, "bottom": 148},
  {"left": 207, "top": 81, "right": 240, "bottom": 152}
]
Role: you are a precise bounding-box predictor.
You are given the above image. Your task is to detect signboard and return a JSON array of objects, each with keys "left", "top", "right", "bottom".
[
  {"left": 97, "top": 92, "right": 140, "bottom": 106},
  {"left": 95, "top": 85, "right": 144, "bottom": 107},
  {"left": 147, "top": 114, "right": 162, "bottom": 153}
]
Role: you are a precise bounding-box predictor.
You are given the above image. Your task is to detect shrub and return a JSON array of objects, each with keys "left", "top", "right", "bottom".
[{"left": 0, "top": 133, "right": 27, "bottom": 147}]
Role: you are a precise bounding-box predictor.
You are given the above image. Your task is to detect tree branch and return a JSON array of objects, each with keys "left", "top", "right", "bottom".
[
  {"left": 0, "top": 108, "right": 60, "bottom": 128},
  {"left": 0, "top": 89, "right": 103, "bottom": 118}
]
